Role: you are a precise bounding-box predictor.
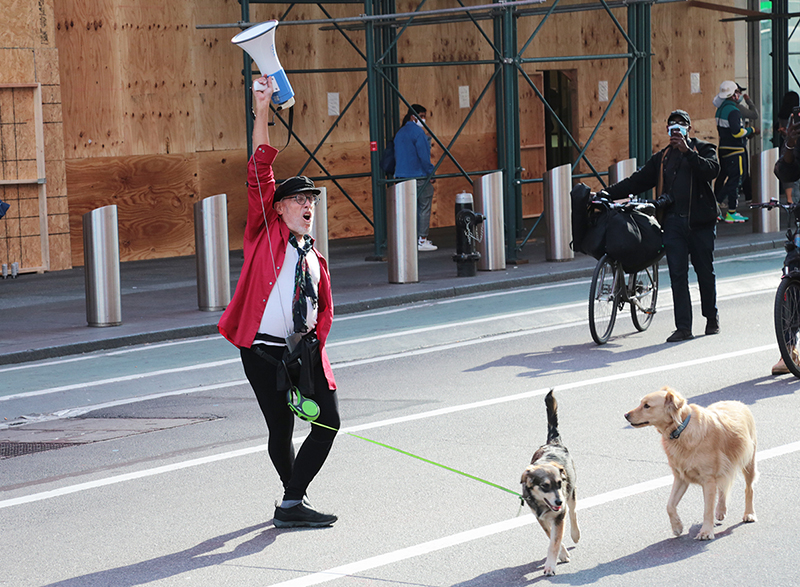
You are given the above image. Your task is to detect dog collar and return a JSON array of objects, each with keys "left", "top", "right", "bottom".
[{"left": 670, "top": 414, "right": 691, "bottom": 439}]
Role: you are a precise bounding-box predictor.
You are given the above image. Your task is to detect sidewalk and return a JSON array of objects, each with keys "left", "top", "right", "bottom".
[{"left": 0, "top": 220, "right": 784, "bottom": 365}]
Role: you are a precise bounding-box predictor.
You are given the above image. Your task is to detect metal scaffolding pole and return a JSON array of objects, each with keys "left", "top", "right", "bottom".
[
  {"left": 627, "top": 2, "right": 652, "bottom": 170},
  {"left": 227, "top": 0, "right": 654, "bottom": 261}
]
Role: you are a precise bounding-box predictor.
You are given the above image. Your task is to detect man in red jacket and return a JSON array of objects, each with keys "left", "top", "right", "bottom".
[{"left": 218, "top": 76, "right": 339, "bottom": 528}]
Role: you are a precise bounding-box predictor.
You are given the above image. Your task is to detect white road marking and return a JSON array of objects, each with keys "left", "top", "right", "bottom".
[
  {"left": 0, "top": 267, "right": 779, "bottom": 377},
  {"left": 0, "top": 342, "right": 779, "bottom": 508},
  {"left": 266, "top": 440, "right": 800, "bottom": 587}
]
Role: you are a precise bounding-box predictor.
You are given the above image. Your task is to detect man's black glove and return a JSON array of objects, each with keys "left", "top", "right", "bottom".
[{"left": 654, "top": 192, "right": 674, "bottom": 210}]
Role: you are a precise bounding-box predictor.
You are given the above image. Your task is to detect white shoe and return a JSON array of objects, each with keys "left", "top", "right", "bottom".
[{"left": 418, "top": 238, "right": 438, "bottom": 251}]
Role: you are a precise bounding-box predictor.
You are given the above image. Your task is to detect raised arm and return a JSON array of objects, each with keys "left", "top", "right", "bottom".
[{"left": 252, "top": 76, "right": 274, "bottom": 149}]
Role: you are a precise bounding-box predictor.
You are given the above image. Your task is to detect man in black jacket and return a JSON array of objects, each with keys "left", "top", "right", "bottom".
[{"left": 605, "top": 110, "right": 721, "bottom": 343}]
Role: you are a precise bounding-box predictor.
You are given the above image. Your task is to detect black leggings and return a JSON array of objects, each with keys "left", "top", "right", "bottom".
[{"left": 240, "top": 345, "right": 339, "bottom": 501}]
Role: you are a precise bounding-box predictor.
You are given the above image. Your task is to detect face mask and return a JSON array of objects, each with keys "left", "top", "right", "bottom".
[
  {"left": 668, "top": 123, "right": 688, "bottom": 137},
  {"left": 414, "top": 119, "right": 424, "bottom": 129}
]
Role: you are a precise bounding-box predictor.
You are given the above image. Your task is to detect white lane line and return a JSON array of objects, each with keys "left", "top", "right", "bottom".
[
  {"left": 0, "top": 336, "right": 223, "bottom": 374},
  {"left": 0, "top": 343, "right": 779, "bottom": 509},
  {"left": 0, "top": 358, "right": 241, "bottom": 402},
  {"left": 266, "top": 441, "right": 800, "bottom": 587},
  {"left": 327, "top": 304, "right": 586, "bottom": 347},
  {"left": 332, "top": 279, "right": 593, "bottom": 321},
  {"left": 2, "top": 265, "right": 779, "bottom": 376},
  {"left": 0, "top": 282, "right": 776, "bottom": 403}
]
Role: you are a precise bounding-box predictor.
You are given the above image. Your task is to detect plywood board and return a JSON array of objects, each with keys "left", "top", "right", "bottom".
[{"left": 67, "top": 153, "right": 200, "bottom": 265}]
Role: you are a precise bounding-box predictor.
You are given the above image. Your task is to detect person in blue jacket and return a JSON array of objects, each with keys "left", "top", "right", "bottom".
[
  {"left": 715, "top": 80, "right": 758, "bottom": 223},
  {"left": 394, "top": 104, "right": 438, "bottom": 251}
]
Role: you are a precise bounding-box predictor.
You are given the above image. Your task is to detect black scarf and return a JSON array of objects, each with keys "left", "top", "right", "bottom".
[{"left": 288, "top": 233, "right": 318, "bottom": 333}]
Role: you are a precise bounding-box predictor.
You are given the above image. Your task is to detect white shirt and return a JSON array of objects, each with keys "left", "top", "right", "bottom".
[{"left": 256, "top": 240, "right": 320, "bottom": 341}]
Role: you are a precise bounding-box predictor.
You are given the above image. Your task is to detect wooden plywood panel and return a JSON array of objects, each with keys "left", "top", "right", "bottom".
[
  {"left": 1, "top": 0, "right": 37, "bottom": 49},
  {"left": 651, "top": 2, "right": 734, "bottom": 135},
  {"left": 54, "top": 0, "right": 120, "bottom": 157},
  {"left": 196, "top": 149, "right": 248, "bottom": 248},
  {"left": 67, "top": 153, "right": 200, "bottom": 265},
  {"left": 193, "top": 0, "right": 245, "bottom": 152},
  {"left": 0, "top": 49, "right": 36, "bottom": 85}
]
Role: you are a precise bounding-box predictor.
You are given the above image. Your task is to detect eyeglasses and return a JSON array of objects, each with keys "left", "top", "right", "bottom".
[
  {"left": 668, "top": 119, "right": 689, "bottom": 127},
  {"left": 285, "top": 193, "right": 319, "bottom": 206}
]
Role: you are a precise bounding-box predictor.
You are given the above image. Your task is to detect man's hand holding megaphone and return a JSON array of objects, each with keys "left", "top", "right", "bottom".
[
  {"left": 252, "top": 76, "right": 275, "bottom": 147},
  {"left": 253, "top": 76, "right": 275, "bottom": 114}
]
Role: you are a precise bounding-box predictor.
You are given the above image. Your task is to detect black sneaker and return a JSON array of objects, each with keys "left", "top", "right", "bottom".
[
  {"left": 666, "top": 329, "right": 694, "bottom": 343},
  {"left": 273, "top": 503, "right": 337, "bottom": 528},
  {"left": 705, "top": 319, "right": 720, "bottom": 335}
]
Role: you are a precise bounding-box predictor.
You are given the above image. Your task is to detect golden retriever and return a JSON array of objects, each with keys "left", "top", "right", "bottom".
[
  {"left": 624, "top": 386, "right": 757, "bottom": 540},
  {"left": 521, "top": 390, "right": 581, "bottom": 575}
]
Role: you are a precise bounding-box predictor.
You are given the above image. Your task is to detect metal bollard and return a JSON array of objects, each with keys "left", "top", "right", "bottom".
[
  {"left": 608, "top": 158, "right": 637, "bottom": 185},
  {"left": 309, "top": 186, "right": 328, "bottom": 261},
  {"left": 1, "top": 264, "right": 6, "bottom": 279},
  {"left": 83, "top": 205, "right": 122, "bottom": 327},
  {"left": 387, "top": 180, "right": 419, "bottom": 283},
  {"left": 475, "top": 171, "right": 505, "bottom": 271},
  {"left": 194, "top": 194, "right": 231, "bottom": 311},
  {"left": 543, "top": 164, "right": 574, "bottom": 262},
  {"left": 751, "top": 147, "right": 780, "bottom": 233}
]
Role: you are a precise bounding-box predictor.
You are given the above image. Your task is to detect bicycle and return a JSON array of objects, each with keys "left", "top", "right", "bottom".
[
  {"left": 750, "top": 198, "right": 800, "bottom": 378},
  {"left": 587, "top": 197, "right": 661, "bottom": 345}
]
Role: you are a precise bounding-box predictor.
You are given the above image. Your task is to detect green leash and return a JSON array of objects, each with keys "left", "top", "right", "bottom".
[{"left": 310, "top": 420, "right": 524, "bottom": 501}]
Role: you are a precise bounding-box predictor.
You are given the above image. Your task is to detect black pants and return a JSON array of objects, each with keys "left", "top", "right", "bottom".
[
  {"left": 240, "top": 345, "right": 339, "bottom": 502},
  {"left": 662, "top": 215, "right": 718, "bottom": 332},
  {"left": 715, "top": 149, "right": 747, "bottom": 210}
]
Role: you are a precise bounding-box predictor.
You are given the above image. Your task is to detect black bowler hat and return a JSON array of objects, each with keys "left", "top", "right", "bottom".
[
  {"left": 274, "top": 176, "right": 321, "bottom": 202},
  {"left": 668, "top": 109, "right": 691, "bottom": 126}
]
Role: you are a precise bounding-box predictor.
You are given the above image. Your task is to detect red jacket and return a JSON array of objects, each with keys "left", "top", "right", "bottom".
[{"left": 218, "top": 145, "right": 336, "bottom": 390}]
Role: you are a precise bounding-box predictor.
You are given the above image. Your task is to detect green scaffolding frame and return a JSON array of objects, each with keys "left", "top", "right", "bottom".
[{"left": 233, "top": 0, "right": 654, "bottom": 262}]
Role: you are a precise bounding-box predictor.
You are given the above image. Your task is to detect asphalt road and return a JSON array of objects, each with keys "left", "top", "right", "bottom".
[{"left": 2, "top": 249, "right": 800, "bottom": 586}]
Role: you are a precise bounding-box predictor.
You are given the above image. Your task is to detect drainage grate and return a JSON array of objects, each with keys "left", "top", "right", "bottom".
[{"left": 0, "top": 441, "right": 81, "bottom": 459}]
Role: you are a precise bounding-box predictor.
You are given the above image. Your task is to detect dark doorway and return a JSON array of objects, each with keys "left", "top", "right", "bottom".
[{"left": 543, "top": 70, "right": 575, "bottom": 170}]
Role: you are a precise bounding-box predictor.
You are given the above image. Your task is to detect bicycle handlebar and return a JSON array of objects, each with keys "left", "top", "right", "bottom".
[
  {"left": 589, "top": 195, "right": 655, "bottom": 214},
  {"left": 750, "top": 198, "right": 800, "bottom": 213}
]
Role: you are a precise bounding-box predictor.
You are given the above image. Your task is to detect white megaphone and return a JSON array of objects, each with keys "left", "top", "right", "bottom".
[{"left": 232, "top": 20, "right": 295, "bottom": 110}]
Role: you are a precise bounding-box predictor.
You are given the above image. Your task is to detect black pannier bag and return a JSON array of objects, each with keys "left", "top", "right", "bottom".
[
  {"left": 570, "top": 183, "right": 592, "bottom": 253},
  {"left": 605, "top": 208, "right": 664, "bottom": 274},
  {"left": 570, "top": 183, "right": 613, "bottom": 260}
]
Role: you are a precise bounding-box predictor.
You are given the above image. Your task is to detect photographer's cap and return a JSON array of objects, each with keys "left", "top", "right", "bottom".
[
  {"left": 668, "top": 110, "right": 691, "bottom": 126},
  {"left": 274, "top": 176, "right": 321, "bottom": 202},
  {"left": 717, "top": 80, "right": 738, "bottom": 100}
]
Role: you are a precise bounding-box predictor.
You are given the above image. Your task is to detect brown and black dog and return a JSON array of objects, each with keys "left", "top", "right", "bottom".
[
  {"left": 625, "top": 386, "right": 758, "bottom": 540},
  {"left": 520, "top": 390, "right": 581, "bottom": 576}
]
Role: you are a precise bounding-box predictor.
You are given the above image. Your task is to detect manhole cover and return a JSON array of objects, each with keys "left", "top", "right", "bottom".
[{"left": 0, "top": 441, "right": 80, "bottom": 459}]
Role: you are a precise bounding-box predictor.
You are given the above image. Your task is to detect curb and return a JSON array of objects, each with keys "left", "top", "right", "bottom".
[{"left": 0, "top": 237, "right": 785, "bottom": 365}]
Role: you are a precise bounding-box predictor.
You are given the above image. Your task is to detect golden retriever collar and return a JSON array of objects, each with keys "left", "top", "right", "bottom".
[{"left": 669, "top": 413, "right": 691, "bottom": 439}]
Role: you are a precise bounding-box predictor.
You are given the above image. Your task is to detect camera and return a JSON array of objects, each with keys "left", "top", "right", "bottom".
[
  {"left": 792, "top": 106, "right": 800, "bottom": 123},
  {"left": 654, "top": 192, "right": 674, "bottom": 210}
]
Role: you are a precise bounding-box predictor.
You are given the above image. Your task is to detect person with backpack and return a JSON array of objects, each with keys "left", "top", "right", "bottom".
[
  {"left": 604, "top": 110, "right": 721, "bottom": 343},
  {"left": 393, "top": 104, "right": 438, "bottom": 251},
  {"left": 714, "top": 80, "right": 758, "bottom": 223}
]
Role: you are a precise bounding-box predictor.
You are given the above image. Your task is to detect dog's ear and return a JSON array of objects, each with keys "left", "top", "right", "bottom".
[
  {"left": 521, "top": 466, "right": 532, "bottom": 486},
  {"left": 663, "top": 387, "right": 686, "bottom": 414}
]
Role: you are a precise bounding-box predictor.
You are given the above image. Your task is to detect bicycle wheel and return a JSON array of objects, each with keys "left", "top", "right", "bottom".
[
  {"left": 774, "top": 277, "right": 800, "bottom": 378},
  {"left": 589, "top": 254, "right": 619, "bottom": 345},
  {"left": 630, "top": 260, "right": 659, "bottom": 332}
]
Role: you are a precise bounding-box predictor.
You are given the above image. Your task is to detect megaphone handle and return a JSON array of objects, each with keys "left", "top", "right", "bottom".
[{"left": 253, "top": 79, "right": 268, "bottom": 91}]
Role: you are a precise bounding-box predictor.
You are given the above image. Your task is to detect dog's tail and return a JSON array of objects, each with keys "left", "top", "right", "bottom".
[{"left": 545, "top": 389, "right": 561, "bottom": 445}]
